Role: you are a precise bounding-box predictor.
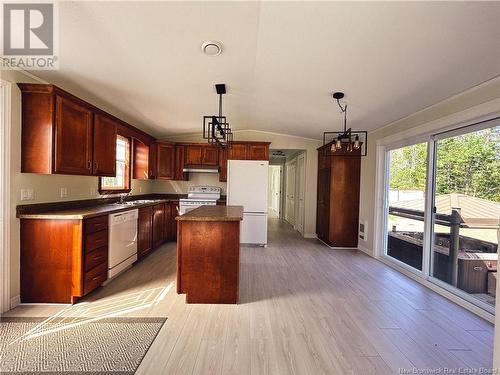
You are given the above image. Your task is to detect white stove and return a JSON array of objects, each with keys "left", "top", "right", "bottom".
[{"left": 179, "top": 186, "right": 221, "bottom": 215}]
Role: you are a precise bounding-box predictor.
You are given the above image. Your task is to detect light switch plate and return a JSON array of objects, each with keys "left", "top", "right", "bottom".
[
  {"left": 21, "top": 188, "right": 34, "bottom": 201},
  {"left": 60, "top": 187, "right": 68, "bottom": 198}
]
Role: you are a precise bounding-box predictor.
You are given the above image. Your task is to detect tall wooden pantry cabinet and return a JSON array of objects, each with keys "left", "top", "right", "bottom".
[{"left": 316, "top": 142, "right": 361, "bottom": 247}]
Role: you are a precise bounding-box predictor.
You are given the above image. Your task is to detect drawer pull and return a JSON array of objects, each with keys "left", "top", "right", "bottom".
[
  {"left": 474, "top": 266, "right": 483, "bottom": 271},
  {"left": 93, "top": 255, "right": 104, "bottom": 260},
  {"left": 92, "top": 276, "right": 102, "bottom": 281}
]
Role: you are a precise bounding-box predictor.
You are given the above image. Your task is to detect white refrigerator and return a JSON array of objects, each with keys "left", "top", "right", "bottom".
[{"left": 227, "top": 160, "right": 268, "bottom": 246}]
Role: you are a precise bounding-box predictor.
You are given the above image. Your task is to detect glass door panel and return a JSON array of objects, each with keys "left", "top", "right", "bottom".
[
  {"left": 385, "top": 143, "right": 428, "bottom": 271},
  {"left": 431, "top": 125, "right": 499, "bottom": 310}
]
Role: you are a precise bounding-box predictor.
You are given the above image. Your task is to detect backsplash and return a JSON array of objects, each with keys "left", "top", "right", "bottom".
[{"left": 153, "top": 173, "right": 227, "bottom": 194}]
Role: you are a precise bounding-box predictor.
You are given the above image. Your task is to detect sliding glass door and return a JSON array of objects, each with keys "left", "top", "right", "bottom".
[
  {"left": 384, "top": 142, "right": 428, "bottom": 272},
  {"left": 430, "top": 123, "right": 499, "bottom": 312},
  {"left": 382, "top": 119, "right": 499, "bottom": 313}
]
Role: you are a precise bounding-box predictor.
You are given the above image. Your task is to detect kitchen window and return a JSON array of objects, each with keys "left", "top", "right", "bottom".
[{"left": 99, "top": 135, "right": 131, "bottom": 193}]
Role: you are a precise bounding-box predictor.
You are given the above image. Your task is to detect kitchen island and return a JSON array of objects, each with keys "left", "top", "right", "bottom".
[{"left": 176, "top": 205, "right": 244, "bottom": 304}]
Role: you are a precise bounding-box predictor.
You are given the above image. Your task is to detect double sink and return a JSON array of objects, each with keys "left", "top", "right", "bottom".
[{"left": 112, "top": 199, "right": 160, "bottom": 207}]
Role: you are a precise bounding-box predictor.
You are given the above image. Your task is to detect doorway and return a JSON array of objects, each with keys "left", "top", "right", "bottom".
[
  {"left": 269, "top": 149, "right": 307, "bottom": 236},
  {"left": 285, "top": 159, "right": 296, "bottom": 225},
  {"left": 268, "top": 165, "right": 282, "bottom": 218}
]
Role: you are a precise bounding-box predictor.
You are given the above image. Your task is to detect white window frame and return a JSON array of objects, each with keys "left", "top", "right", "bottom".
[
  {"left": 0, "top": 80, "right": 11, "bottom": 313},
  {"left": 373, "top": 99, "right": 500, "bottom": 322}
]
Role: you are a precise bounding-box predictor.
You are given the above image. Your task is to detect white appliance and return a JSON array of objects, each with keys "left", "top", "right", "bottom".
[
  {"left": 227, "top": 160, "right": 268, "bottom": 245},
  {"left": 179, "top": 186, "right": 221, "bottom": 215},
  {"left": 108, "top": 209, "right": 138, "bottom": 279}
]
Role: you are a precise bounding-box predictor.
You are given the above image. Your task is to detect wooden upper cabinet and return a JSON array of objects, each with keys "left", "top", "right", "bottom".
[
  {"left": 156, "top": 142, "right": 175, "bottom": 180},
  {"left": 133, "top": 139, "right": 149, "bottom": 180},
  {"left": 92, "top": 113, "right": 117, "bottom": 176},
  {"left": 228, "top": 143, "right": 248, "bottom": 160},
  {"left": 185, "top": 145, "right": 202, "bottom": 165},
  {"left": 148, "top": 143, "right": 157, "bottom": 179},
  {"left": 54, "top": 95, "right": 93, "bottom": 175},
  {"left": 227, "top": 142, "right": 270, "bottom": 161},
  {"left": 202, "top": 146, "right": 219, "bottom": 165},
  {"left": 248, "top": 143, "right": 269, "bottom": 160},
  {"left": 184, "top": 144, "right": 219, "bottom": 166},
  {"left": 174, "top": 145, "right": 188, "bottom": 180},
  {"left": 18, "top": 84, "right": 154, "bottom": 177}
]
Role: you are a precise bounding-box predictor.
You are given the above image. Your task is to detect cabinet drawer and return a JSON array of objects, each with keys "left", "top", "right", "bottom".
[
  {"left": 85, "top": 229, "right": 108, "bottom": 253},
  {"left": 84, "top": 246, "right": 108, "bottom": 272},
  {"left": 84, "top": 261, "right": 107, "bottom": 295},
  {"left": 85, "top": 215, "right": 108, "bottom": 234}
]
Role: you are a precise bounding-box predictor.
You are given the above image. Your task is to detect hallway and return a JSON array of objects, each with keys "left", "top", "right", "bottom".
[{"left": 4, "top": 219, "right": 494, "bottom": 374}]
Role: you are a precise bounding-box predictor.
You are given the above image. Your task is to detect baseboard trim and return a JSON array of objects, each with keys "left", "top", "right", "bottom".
[
  {"left": 316, "top": 237, "right": 358, "bottom": 250},
  {"left": 357, "top": 245, "right": 373, "bottom": 256},
  {"left": 303, "top": 233, "right": 317, "bottom": 239},
  {"left": 10, "top": 295, "right": 20, "bottom": 310}
]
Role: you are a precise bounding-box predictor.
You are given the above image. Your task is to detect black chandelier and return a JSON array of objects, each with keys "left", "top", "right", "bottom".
[
  {"left": 203, "top": 84, "right": 233, "bottom": 148},
  {"left": 322, "top": 92, "right": 367, "bottom": 156}
]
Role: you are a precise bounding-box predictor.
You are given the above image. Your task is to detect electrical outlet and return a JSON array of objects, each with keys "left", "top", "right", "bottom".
[
  {"left": 60, "top": 187, "right": 68, "bottom": 198},
  {"left": 21, "top": 188, "right": 34, "bottom": 201}
]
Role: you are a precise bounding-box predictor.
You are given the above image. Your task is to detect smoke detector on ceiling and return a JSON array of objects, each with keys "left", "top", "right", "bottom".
[{"left": 201, "top": 41, "right": 222, "bottom": 56}]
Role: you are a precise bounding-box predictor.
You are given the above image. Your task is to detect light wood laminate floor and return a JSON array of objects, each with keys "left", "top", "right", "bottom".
[{"left": 4, "top": 218, "right": 495, "bottom": 374}]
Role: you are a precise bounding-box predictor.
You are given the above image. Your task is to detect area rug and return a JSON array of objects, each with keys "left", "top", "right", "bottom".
[{"left": 0, "top": 316, "right": 167, "bottom": 374}]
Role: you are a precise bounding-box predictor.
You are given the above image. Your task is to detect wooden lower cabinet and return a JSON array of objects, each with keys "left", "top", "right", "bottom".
[
  {"left": 165, "top": 201, "right": 179, "bottom": 241},
  {"left": 152, "top": 203, "right": 166, "bottom": 247},
  {"left": 20, "top": 201, "right": 181, "bottom": 303},
  {"left": 138, "top": 206, "right": 153, "bottom": 258},
  {"left": 20, "top": 215, "right": 109, "bottom": 303}
]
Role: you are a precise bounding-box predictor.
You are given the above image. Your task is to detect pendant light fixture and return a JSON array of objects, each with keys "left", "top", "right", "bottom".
[
  {"left": 203, "top": 84, "right": 233, "bottom": 148},
  {"left": 322, "top": 92, "right": 367, "bottom": 156}
]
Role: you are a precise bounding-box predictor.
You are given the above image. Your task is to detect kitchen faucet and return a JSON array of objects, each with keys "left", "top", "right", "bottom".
[{"left": 119, "top": 192, "right": 131, "bottom": 204}]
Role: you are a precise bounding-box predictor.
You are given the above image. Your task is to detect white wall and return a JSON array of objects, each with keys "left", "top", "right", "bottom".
[{"left": 164, "top": 130, "right": 321, "bottom": 237}]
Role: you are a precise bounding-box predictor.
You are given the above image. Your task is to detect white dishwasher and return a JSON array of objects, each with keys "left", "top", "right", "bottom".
[{"left": 108, "top": 209, "right": 138, "bottom": 279}]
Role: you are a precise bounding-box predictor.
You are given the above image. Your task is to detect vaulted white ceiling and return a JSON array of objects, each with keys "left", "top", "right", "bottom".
[{"left": 32, "top": 1, "right": 500, "bottom": 139}]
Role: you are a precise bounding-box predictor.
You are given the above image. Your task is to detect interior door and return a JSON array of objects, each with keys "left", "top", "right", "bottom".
[
  {"left": 296, "top": 154, "right": 306, "bottom": 234},
  {"left": 285, "top": 161, "right": 296, "bottom": 225}
]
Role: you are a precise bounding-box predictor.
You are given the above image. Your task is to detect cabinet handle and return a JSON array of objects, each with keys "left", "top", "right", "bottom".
[
  {"left": 87, "top": 160, "right": 92, "bottom": 170},
  {"left": 93, "top": 255, "right": 104, "bottom": 260},
  {"left": 92, "top": 275, "right": 102, "bottom": 281},
  {"left": 94, "top": 161, "right": 98, "bottom": 171}
]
